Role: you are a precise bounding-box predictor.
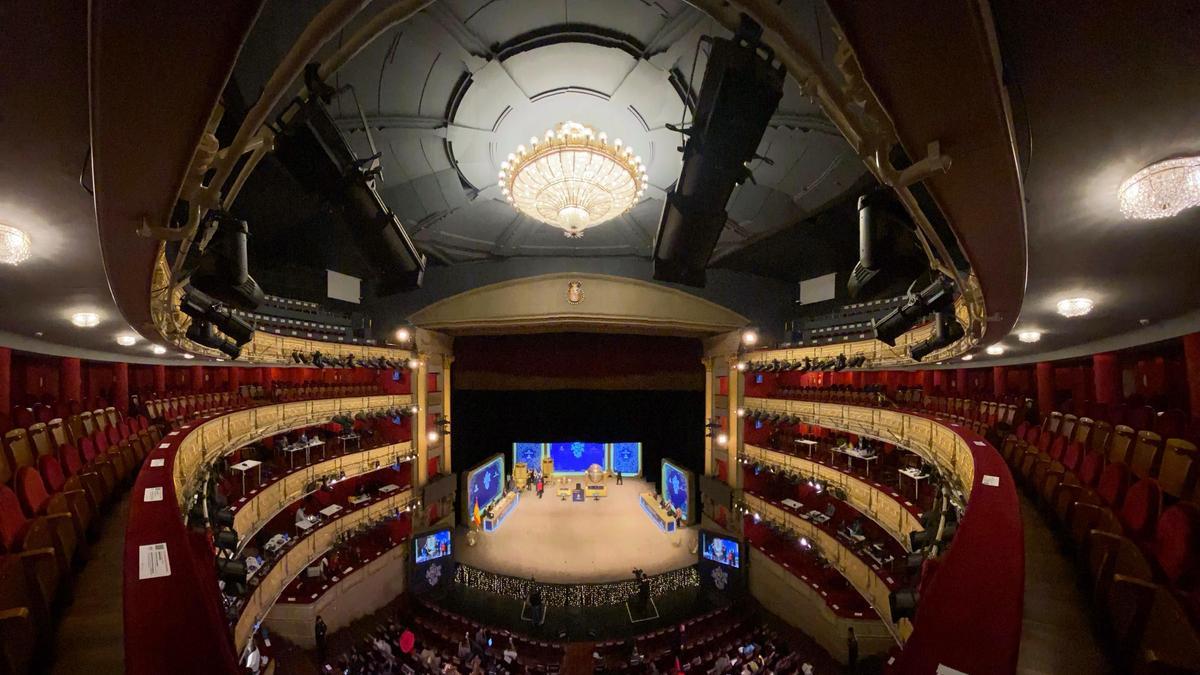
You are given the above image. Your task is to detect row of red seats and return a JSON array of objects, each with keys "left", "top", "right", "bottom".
[
  {"left": 1000, "top": 410, "right": 1200, "bottom": 672},
  {"left": 0, "top": 406, "right": 163, "bottom": 673}
]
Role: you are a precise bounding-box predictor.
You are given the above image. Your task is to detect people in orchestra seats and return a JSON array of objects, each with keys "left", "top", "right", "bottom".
[{"left": 537, "top": 474, "right": 545, "bottom": 498}]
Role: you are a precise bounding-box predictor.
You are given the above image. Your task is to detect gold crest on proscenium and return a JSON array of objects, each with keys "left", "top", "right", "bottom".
[{"left": 566, "top": 281, "right": 584, "bottom": 304}]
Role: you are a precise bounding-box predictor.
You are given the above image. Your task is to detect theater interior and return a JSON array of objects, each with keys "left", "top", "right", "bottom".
[{"left": 2, "top": 1, "right": 1200, "bottom": 674}]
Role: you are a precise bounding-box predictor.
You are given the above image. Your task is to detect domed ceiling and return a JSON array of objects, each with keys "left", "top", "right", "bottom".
[{"left": 231, "top": 0, "right": 866, "bottom": 270}]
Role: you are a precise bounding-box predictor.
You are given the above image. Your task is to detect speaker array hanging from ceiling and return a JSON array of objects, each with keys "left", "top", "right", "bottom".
[
  {"left": 273, "top": 65, "right": 425, "bottom": 295},
  {"left": 653, "top": 15, "right": 785, "bottom": 287}
]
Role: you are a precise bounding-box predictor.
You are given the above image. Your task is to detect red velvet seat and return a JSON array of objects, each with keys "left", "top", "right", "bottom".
[
  {"left": 1068, "top": 462, "right": 1132, "bottom": 546},
  {"left": 0, "top": 483, "right": 74, "bottom": 580},
  {"left": 54, "top": 443, "right": 109, "bottom": 509},
  {"left": 14, "top": 465, "right": 88, "bottom": 547},
  {"left": 34, "top": 456, "right": 97, "bottom": 536}
]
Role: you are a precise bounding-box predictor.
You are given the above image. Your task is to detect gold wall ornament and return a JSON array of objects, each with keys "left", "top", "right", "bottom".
[{"left": 566, "top": 280, "right": 585, "bottom": 304}]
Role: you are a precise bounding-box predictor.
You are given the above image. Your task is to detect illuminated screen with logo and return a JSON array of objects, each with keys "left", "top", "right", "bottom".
[
  {"left": 662, "top": 459, "right": 692, "bottom": 520},
  {"left": 548, "top": 442, "right": 606, "bottom": 474},
  {"left": 701, "top": 531, "right": 741, "bottom": 568},
  {"left": 513, "top": 442, "right": 544, "bottom": 468},
  {"left": 414, "top": 529, "right": 452, "bottom": 564},
  {"left": 467, "top": 454, "right": 504, "bottom": 512},
  {"left": 609, "top": 442, "right": 642, "bottom": 476}
]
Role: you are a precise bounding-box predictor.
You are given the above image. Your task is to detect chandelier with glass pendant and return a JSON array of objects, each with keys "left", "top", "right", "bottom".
[{"left": 499, "top": 121, "right": 647, "bottom": 238}]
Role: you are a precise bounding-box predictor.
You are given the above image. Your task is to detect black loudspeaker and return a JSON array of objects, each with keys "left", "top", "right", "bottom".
[
  {"left": 653, "top": 17, "right": 785, "bottom": 287},
  {"left": 275, "top": 91, "right": 425, "bottom": 295},
  {"left": 889, "top": 587, "right": 920, "bottom": 620}
]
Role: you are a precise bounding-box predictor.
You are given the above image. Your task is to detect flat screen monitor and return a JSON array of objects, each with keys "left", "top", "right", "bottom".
[
  {"left": 413, "top": 529, "right": 452, "bottom": 564},
  {"left": 547, "top": 441, "right": 606, "bottom": 474},
  {"left": 661, "top": 459, "right": 693, "bottom": 520},
  {"left": 466, "top": 454, "right": 504, "bottom": 513},
  {"left": 700, "top": 531, "right": 741, "bottom": 568}
]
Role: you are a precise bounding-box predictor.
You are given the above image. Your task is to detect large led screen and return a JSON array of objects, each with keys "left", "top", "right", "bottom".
[
  {"left": 466, "top": 454, "right": 504, "bottom": 512},
  {"left": 513, "top": 442, "right": 544, "bottom": 468},
  {"left": 547, "top": 442, "right": 606, "bottom": 474},
  {"left": 662, "top": 459, "right": 692, "bottom": 520},
  {"left": 609, "top": 442, "right": 642, "bottom": 476}
]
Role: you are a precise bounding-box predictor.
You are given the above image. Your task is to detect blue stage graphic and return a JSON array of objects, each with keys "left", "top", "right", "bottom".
[
  {"left": 609, "top": 442, "right": 641, "bottom": 475},
  {"left": 662, "top": 460, "right": 690, "bottom": 520},
  {"left": 414, "top": 529, "right": 452, "bottom": 564},
  {"left": 467, "top": 455, "right": 504, "bottom": 512},
  {"left": 701, "top": 532, "right": 740, "bottom": 568},
  {"left": 513, "top": 442, "right": 544, "bottom": 468},
  {"left": 547, "top": 442, "right": 605, "bottom": 474}
]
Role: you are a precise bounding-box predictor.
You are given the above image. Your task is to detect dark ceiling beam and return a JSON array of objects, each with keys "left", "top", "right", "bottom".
[
  {"left": 423, "top": 3, "right": 492, "bottom": 64},
  {"left": 769, "top": 112, "right": 841, "bottom": 137}
]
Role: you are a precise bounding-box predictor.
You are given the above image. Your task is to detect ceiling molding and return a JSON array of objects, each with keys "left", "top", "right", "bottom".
[{"left": 409, "top": 272, "right": 748, "bottom": 336}]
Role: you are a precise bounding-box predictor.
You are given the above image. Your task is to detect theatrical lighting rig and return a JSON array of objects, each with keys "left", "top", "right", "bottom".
[
  {"left": 180, "top": 286, "right": 255, "bottom": 360},
  {"left": 873, "top": 274, "right": 958, "bottom": 347},
  {"left": 908, "top": 311, "right": 965, "bottom": 362}
]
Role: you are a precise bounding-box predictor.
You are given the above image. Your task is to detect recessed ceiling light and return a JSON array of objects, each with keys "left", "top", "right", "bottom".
[
  {"left": 34, "top": 331, "right": 43, "bottom": 337},
  {"left": 70, "top": 312, "right": 100, "bottom": 328},
  {"left": 741, "top": 328, "right": 758, "bottom": 346},
  {"left": 985, "top": 345, "right": 1004, "bottom": 356},
  {"left": 0, "top": 223, "right": 33, "bottom": 265},
  {"left": 1056, "top": 297, "right": 1094, "bottom": 318},
  {"left": 961, "top": 354, "right": 973, "bottom": 361},
  {"left": 182, "top": 353, "right": 194, "bottom": 359},
  {"left": 115, "top": 334, "right": 139, "bottom": 346},
  {"left": 1017, "top": 331, "right": 1042, "bottom": 343},
  {"left": 151, "top": 345, "right": 167, "bottom": 355},
  {"left": 1118, "top": 156, "right": 1200, "bottom": 219}
]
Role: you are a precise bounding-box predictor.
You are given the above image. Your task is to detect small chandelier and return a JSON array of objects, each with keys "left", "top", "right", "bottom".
[
  {"left": 0, "top": 223, "right": 32, "bottom": 265},
  {"left": 499, "top": 121, "right": 647, "bottom": 237},
  {"left": 1118, "top": 156, "right": 1200, "bottom": 220}
]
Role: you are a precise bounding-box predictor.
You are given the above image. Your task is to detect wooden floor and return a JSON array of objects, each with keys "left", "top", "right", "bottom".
[
  {"left": 48, "top": 494, "right": 129, "bottom": 675},
  {"left": 1016, "top": 495, "right": 1113, "bottom": 675}
]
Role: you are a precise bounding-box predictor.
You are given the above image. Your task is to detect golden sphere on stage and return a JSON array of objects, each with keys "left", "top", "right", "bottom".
[{"left": 586, "top": 463, "right": 604, "bottom": 483}]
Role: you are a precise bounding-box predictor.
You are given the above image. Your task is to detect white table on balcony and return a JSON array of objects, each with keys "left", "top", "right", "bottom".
[
  {"left": 899, "top": 467, "right": 930, "bottom": 500},
  {"left": 231, "top": 459, "right": 262, "bottom": 495},
  {"left": 795, "top": 439, "right": 819, "bottom": 458}
]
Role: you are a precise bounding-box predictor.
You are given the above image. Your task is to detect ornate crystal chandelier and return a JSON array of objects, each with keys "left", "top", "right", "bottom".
[
  {"left": 0, "top": 222, "right": 32, "bottom": 265},
  {"left": 1118, "top": 156, "right": 1200, "bottom": 220},
  {"left": 499, "top": 121, "right": 647, "bottom": 238}
]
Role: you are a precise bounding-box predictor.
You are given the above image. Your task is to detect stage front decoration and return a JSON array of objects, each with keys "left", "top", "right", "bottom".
[
  {"left": 453, "top": 563, "right": 699, "bottom": 607},
  {"left": 567, "top": 280, "right": 585, "bottom": 304},
  {"left": 711, "top": 566, "right": 728, "bottom": 590},
  {"left": 426, "top": 562, "right": 443, "bottom": 587}
]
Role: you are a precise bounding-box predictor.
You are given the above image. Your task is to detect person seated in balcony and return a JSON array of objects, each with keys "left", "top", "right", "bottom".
[
  {"left": 298, "top": 430, "right": 309, "bottom": 445},
  {"left": 296, "top": 505, "right": 314, "bottom": 527},
  {"left": 823, "top": 503, "right": 836, "bottom": 520},
  {"left": 846, "top": 518, "right": 864, "bottom": 538}
]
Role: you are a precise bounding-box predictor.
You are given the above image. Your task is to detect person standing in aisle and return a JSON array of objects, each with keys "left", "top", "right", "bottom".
[{"left": 315, "top": 615, "right": 328, "bottom": 664}]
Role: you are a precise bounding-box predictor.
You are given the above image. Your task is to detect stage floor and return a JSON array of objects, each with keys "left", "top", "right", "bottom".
[{"left": 453, "top": 478, "right": 697, "bottom": 583}]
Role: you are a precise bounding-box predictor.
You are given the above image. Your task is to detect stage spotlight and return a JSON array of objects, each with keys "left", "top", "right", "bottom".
[
  {"left": 178, "top": 210, "right": 266, "bottom": 311},
  {"left": 312, "top": 351, "right": 326, "bottom": 369},
  {"left": 216, "top": 557, "right": 249, "bottom": 595},
  {"left": 848, "top": 354, "right": 867, "bottom": 368},
  {"left": 832, "top": 354, "right": 847, "bottom": 371},
  {"left": 909, "top": 311, "right": 966, "bottom": 362},
  {"left": 211, "top": 506, "right": 235, "bottom": 530},
  {"left": 186, "top": 320, "right": 242, "bottom": 360},
  {"left": 798, "top": 357, "right": 813, "bottom": 373},
  {"left": 653, "top": 16, "right": 785, "bottom": 286},
  {"left": 847, "top": 190, "right": 926, "bottom": 300},
  {"left": 889, "top": 588, "right": 920, "bottom": 620},
  {"left": 180, "top": 287, "right": 255, "bottom": 345},
  {"left": 873, "top": 274, "right": 958, "bottom": 346},
  {"left": 214, "top": 529, "right": 239, "bottom": 552}
]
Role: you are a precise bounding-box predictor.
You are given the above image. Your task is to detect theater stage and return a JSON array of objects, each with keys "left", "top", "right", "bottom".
[{"left": 452, "top": 478, "right": 697, "bottom": 583}]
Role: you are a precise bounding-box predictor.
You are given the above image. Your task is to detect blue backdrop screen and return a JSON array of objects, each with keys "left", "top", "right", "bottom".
[
  {"left": 414, "top": 529, "right": 452, "bottom": 564},
  {"left": 662, "top": 460, "right": 691, "bottom": 519},
  {"left": 610, "top": 442, "right": 642, "bottom": 475},
  {"left": 548, "top": 442, "right": 606, "bottom": 473},
  {"left": 513, "top": 443, "right": 543, "bottom": 468},
  {"left": 467, "top": 455, "right": 504, "bottom": 511}
]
